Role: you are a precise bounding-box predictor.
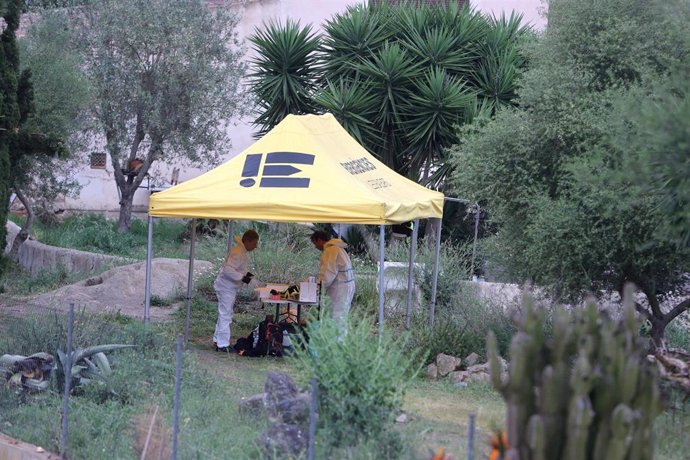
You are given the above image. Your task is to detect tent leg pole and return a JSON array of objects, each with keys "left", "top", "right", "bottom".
[
  {"left": 144, "top": 215, "right": 154, "bottom": 325},
  {"left": 184, "top": 219, "right": 197, "bottom": 345},
  {"left": 226, "top": 220, "right": 234, "bottom": 254},
  {"left": 405, "top": 219, "right": 419, "bottom": 330},
  {"left": 429, "top": 217, "right": 442, "bottom": 330},
  {"left": 378, "top": 224, "right": 385, "bottom": 338}
]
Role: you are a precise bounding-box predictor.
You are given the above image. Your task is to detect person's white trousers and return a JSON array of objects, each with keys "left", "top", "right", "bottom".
[
  {"left": 327, "top": 281, "right": 355, "bottom": 335},
  {"left": 213, "top": 279, "right": 238, "bottom": 348}
]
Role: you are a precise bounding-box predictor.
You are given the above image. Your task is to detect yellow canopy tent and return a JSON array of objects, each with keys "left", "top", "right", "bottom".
[
  {"left": 148, "top": 113, "right": 443, "bottom": 223},
  {"left": 144, "top": 113, "right": 445, "bottom": 336}
]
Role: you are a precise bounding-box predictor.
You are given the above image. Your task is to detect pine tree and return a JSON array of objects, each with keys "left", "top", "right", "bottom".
[
  {"left": 0, "top": 0, "right": 23, "bottom": 272},
  {"left": 0, "top": 0, "right": 67, "bottom": 272}
]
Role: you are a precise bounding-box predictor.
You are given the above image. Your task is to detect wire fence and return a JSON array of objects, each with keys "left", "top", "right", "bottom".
[
  {"left": 3, "top": 300, "right": 688, "bottom": 460},
  {"left": 2, "top": 301, "right": 328, "bottom": 459}
]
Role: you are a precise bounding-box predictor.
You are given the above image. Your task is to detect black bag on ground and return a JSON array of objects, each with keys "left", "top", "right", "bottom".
[{"left": 237, "top": 315, "right": 283, "bottom": 357}]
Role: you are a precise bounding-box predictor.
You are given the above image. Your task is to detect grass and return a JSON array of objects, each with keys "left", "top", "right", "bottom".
[
  {"left": 2, "top": 212, "right": 690, "bottom": 459},
  {"left": 402, "top": 380, "right": 505, "bottom": 458}
]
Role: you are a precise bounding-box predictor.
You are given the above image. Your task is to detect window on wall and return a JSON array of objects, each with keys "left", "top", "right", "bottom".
[{"left": 90, "top": 152, "right": 107, "bottom": 169}]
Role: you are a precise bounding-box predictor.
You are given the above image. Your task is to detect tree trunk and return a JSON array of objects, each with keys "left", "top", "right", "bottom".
[
  {"left": 649, "top": 318, "right": 667, "bottom": 351},
  {"left": 117, "top": 189, "right": 134, "bottom": 233},
  {"left": 9, "top": 185, "right": 33, "bottom": 258}
]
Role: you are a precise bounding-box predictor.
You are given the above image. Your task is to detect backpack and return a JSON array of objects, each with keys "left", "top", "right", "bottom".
[{"left": 256, "top": 318, "right": 283, "bottom": 357}]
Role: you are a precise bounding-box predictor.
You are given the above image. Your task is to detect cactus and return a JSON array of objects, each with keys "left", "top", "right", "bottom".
[{"left": 488, "top": 284, "right": 662, "bottom": 460}]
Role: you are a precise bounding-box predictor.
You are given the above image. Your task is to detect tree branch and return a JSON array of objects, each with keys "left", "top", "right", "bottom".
[
  {"left": 129, "top": 104, "right": 145, "bottom": 162},
  {"left": 663, "top": 297, "right": 690, "bottom": 326}
]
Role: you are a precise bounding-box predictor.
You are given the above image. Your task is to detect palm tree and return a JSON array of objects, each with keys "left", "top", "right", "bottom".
[
  {"left": 249, "top": 19, "right": 322, "bottom": 136},
  {"left": 249, "top": 3, "right": 531, "bottom": 186}
]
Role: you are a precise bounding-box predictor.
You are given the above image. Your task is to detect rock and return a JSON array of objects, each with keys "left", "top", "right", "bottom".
[
  {"left": 436, "top": 353, "right": 461, "bottom": 377},
  {"left": 464, "top": 352, "right": 481, "bottom": 367},
  {"left": 449, "top": 371, "right": 469, "bottom": 384},
  {"left": 466, "top": 363, "right": 489, "bottom": 374},
  {"left": 257, "top": 423, "right": 307, "bottom": 459},
  {"left": 85, "top": 276, "right": 103, "bottom": 287},
  {"left": 468, "top": 372, "right": 491, "bottom": 384},
  {"left": 454, "top": 381, "right": 468, "bottom": 389},
  {"left": 239, "top": 393, "right": 265, "bottom": 417},
  {"left": 395, "top": 412, "right": 408, "bottom": 423},
  {"left": 264, "top": 372, "right": 298, "bottom": 422},
  {"left": 275, "top": 393, "right": 310, "bottom": 426},
  {"left": 426, "top": 363, "right": 438, "bottom": 380}
]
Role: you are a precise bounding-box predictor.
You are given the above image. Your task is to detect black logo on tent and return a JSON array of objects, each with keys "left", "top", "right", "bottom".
[
  {"left": 341, "top": 157, "right": 376, "bottom": 175},
  {"left": 240, "top": 152, "right": 315, "bottom": 188}
]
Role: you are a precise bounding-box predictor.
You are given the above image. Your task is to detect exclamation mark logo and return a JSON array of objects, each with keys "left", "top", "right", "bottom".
[{"left": 240, "top": 153, "right": 262, "bottom": 187}]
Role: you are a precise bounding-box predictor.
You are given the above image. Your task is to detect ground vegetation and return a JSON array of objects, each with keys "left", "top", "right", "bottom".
[{"left": 450, "top": 0, "right": 690, "bottom": 346}]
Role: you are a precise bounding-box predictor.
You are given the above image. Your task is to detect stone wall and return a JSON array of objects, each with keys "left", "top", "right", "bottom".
[{"left": 4, "top": 221, "right": 130, "bottom": 276}]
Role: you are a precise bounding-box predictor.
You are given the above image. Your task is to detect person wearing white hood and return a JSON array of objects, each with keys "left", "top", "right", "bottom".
[
  {"left": 310, "top": 230, "right": 355, "bottom": 335},
  {"left": 213, "top": 229, "right": 259, "bottom": 352}
]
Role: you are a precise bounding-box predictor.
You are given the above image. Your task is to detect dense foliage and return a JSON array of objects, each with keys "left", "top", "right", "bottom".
[
  {"left": 76, "top": 0, "right": 250, "bottom": 232},
  {"left": 291, "top": 316, "right": 421, "bottom": 455},
  {"left": 450, "top": 0, "right": 690, "bottom": 345},
  {"left": 9, "top": 11, "right": 92, "bottom": 245},
  {"left": 1, "top": 0, "right": 69, "bottom": 273},
  {"left": 250, "top": 3, "right": 531, "bottom": 187}
]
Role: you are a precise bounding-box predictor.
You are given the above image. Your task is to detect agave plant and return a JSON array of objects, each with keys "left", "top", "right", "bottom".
[
  {"left": 56, "top": 344, "right": 133, "bottom": 392},
  {"left": 0, "top": 352, "right": 54, "bottom": 392}
]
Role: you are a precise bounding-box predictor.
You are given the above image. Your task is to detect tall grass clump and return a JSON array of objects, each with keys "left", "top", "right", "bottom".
[
  {"left": 290, "top": 315, "right": 422, "bottom": 457},
  {"left": 386, "top": 239, "right": 516, "bottom": 360}
]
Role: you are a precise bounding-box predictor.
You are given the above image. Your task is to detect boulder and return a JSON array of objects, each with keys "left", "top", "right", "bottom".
[
  {"left": 426, "top": 363, "right": 438, "bottom": 380},
  {"left": 239, "top": 393, "right": 265, "bottom": 417},
  {"left": 264, "top": 372, "right": 298, "bottom": 422},
  {"left": 257, "top": 423, "right": 307, "bottom": 459},
  {"left": 436, "top": 353, "right": 461, "bottom": 377},
  {"left": 275, "top": 393, "right": 310, "bottom": 426},
  {"left": 467, "top": 372, "right": 491, "bottom": 384},
  {"left": 449, "top": 371, "right": 469, "bottom": 384},
  {"left": 464, "top": 352, "right": 481, "bottom": 367},
  {"left": 466, "top": 363, "right": 489, "bottom": 374}
]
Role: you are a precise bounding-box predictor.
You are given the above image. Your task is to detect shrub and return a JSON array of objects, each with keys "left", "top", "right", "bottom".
[
  {"left": 408, "top": 316, "right": 473, "bottom": 365},
  {"left": 290, "top": 316, "right": 421, "bottom": 454}
]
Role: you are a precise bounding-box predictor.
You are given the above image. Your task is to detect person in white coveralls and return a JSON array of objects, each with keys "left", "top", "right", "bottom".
[
  {"left": 213, "top": 229, "right": 259, "bottom": 352},
  {"left": 310, "top": 230, "right": 355, "bottom": 335}
]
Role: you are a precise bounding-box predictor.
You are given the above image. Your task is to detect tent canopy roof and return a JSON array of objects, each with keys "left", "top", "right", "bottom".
[{"left": 148, "top": 113, "right": 444, "bottom": 224}]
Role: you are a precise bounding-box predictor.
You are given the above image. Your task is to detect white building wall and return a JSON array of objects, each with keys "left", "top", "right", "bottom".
[
  {"left": 60, "top": 0, "right": 543, "bottom": 214},
  {"left": 472, "top": 0, "right": 546, "bottom": 29}
]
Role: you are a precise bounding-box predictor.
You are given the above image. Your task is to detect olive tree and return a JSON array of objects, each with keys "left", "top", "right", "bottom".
[
  {"left": 450, "top": 0, "right": 690, "bottom": 347},
  {"left": 78, "top": 0, "right": 250, "bottom": 232}
]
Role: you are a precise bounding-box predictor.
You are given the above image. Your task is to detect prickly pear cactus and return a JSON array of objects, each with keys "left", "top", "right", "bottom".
[{"left": 487, "top": 284, "right": 662, "bottom": 460}]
